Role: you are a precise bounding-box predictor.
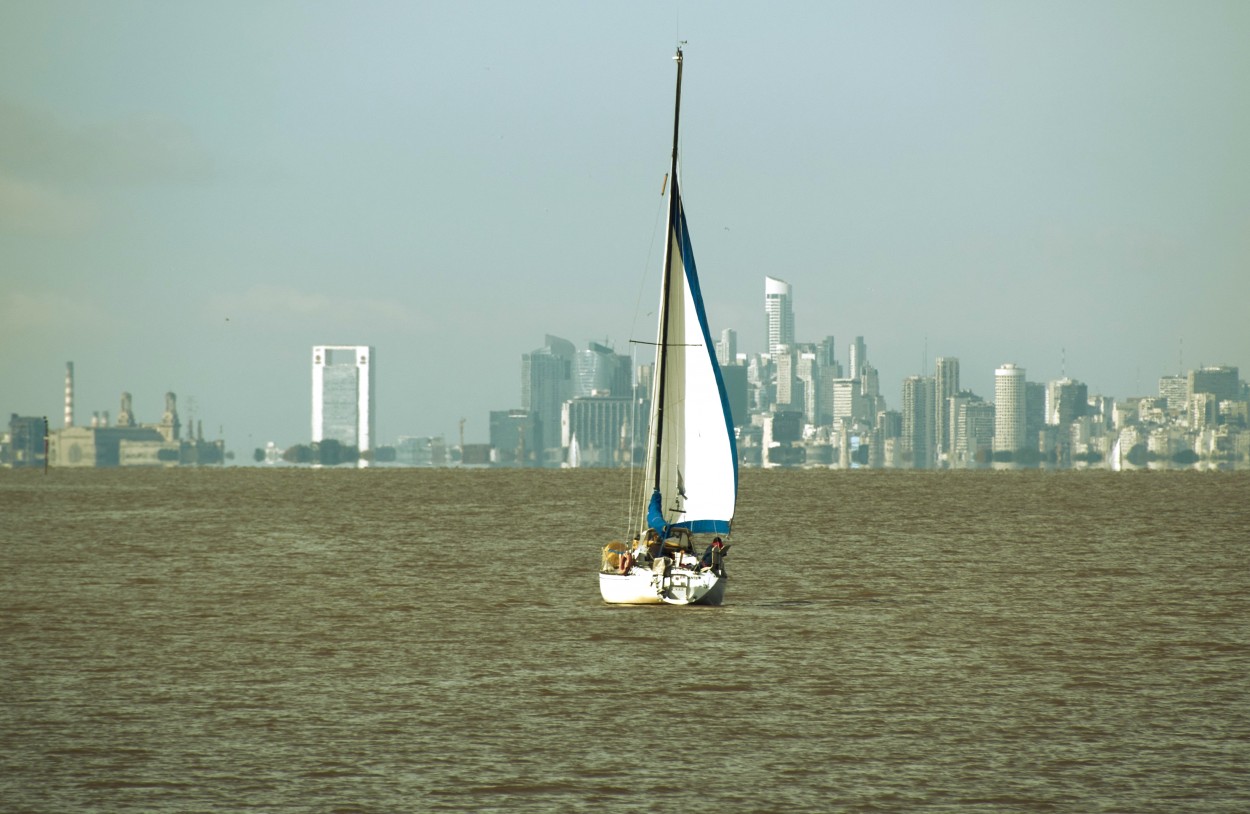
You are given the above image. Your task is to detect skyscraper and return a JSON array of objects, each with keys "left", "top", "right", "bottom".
[
  {"left": 812, "top": 335, "right": 839, "bottom": 425},
  {"left": 994, "top": 363, "right": 1026, "bottom": 454},
  {"left": 795, "top": 349, "right": 820, "bottom": 425},
  {"left": 817, "top": 336, "right": 839, "bottom": 374},
  {"left": 1189, "top": 366, "right": 1239, "bottom": 403},
  {"left": 573, "top": 342, "right": 630, "bottom": 398},
  {"left": 902, "top": 375, "right": 935, "bottom": 468},
  {"left": 934, "top": 356, "right": 959, "bottom": 459},
  {"left": 521, "top": 335, "right": 575, "bottom": 461},
  {"left": 312, "top": 345, "right": 375, "bottom": 452},
  {"left": 715, "top": 328, "right": 738, "bottom": 368},
  {"left": 848, "top": 336, "right": 867, "bottom": 379},
  {"left": 764, "top": 276, "right": 795, "bottom": 358},
  {"left": 1046, "top": 378, "right": 1089, "bottom": 426},
  {"left": 1158, "top": 375, "right": 1188, "bottom": 412},
  {"left": 773, "top": 344, "right": 797, "bottom": 409},
  {"left": 953, "top": 395, "right": 994, "bottom": 467},
  {"left": 561, "top": 397, "right": 633, "bottom": 466},
  {"left": 830, "top": 378, "right": 860, "bottom": 426}
]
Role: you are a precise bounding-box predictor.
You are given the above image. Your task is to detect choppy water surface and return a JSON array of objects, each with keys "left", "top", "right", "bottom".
[{"left": 2, "top": 468, "right": 1247, "bottom": 812}]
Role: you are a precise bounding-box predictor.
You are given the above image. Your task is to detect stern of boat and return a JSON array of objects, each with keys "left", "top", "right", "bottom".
[{"left": 598, "top": 570, "right": 664, "bottom": 604}]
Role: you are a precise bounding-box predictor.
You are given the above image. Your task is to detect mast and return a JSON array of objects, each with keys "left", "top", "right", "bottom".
[{"left": 652, "top": 46, "right": 684, "bottom": 496}]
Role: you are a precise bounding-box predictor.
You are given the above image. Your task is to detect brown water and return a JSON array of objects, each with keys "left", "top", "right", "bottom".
[{"left": 2, "top": 467, "right": 1247, "bottom": 812}]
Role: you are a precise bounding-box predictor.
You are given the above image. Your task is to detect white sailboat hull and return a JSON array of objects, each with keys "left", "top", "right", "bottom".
[
  {"left": 599, "top": 570, "right": 664, "bottom": 604},
  {"left": 598, "top": 567, "right": 726, "bottom": 606}
]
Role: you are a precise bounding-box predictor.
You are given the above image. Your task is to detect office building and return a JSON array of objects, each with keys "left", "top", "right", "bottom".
[
  {"left": 954, "top": 397, "right": 995, "bottom": 467},
  {"left": 902, "top": 375, "right": 935, "bottom": 468},
  {"left": 5, "top": 415, "right": 46, "bottom": 468},
  {"left": 774, "top": 344, "right": 797, "bottom": 409},
  {"left": 716, "top": 329, "right": 738, "bottom": 368},
  {"left": 934, "top": 357, "right": 959, "bottom": 458},
  {"left": 1189, "top": 366, "right": 1239, "bottom": 403},
  {"left": 573, "top": 342, "right": 630, "bottom": 398},
  {"left": 830, "top": 378, "right": 861, "bottom": 427},
  {"left": 489, "top": 410, "right": 539, "bottom": 465},
  {"left": 1047, "top": 378, "right": 1089, "bottom": 426},
  {"left": 796, "top": 349, "right": 820, "bottom": 425},
  {"left": 312, "top": 345, "right": 375, "bottom": 453},
  {"left": 562, "top": 397, "right": 634, "bottom": 467},
  {"left": 1158, "top": 375, "right": 1188, "bottom": 412},
  {"left": 764, "top": 276, "right": 795, "bottom": 357},
  {"left": 849, "top": 336, "right": 867, "bottom": 379},
  {"left": 719, "top": 364, "right": 749, "bottom": 427},
  {"left": 521, "top": 335, "right": 575, "bottom": 460},
  {"left": 994, "top": 363, "right": 1026, "bottom": 453},
  {"left": 1026, "top": 380, "right": 1046, "bottom": 452}
]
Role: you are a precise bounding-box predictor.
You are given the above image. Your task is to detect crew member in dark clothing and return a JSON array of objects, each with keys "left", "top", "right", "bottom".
[{"left": 698, "top": 536, "right": 728, "bottom": 576}]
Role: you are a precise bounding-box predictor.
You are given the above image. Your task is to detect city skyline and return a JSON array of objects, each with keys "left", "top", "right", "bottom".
[
  {"left": 3, "top": 3, "right": 1248, "bottom": 448},
  {"left": 3, "top": 283, "right": 1246, "bottom": 453}
]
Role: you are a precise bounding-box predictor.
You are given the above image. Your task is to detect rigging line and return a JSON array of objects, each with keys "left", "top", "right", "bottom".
[{"left": 629, "top": 340, "right": 703, "bottom": 347}]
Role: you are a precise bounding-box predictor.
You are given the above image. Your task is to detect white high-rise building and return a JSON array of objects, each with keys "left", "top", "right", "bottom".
[
  {"left": 830, "top": 378, "right": 860, "bottom": 426},
  {"left": 716, "top": 328, "right": 738, "bottom": 368},
  {"left": 764, "top": 276, "right": 795, "bottom": 358},
  {"left": 994, "top": 363, "right": 1026, "bottom": 453},
  {"left": 1158, "top": 375, "right": 1188, "bottom": 412},
  {"left": 774, "top": 344, "right": 797, "bottom": 408},
  {"left": 312, "top": 345, "right": 375, "bottom": 452}
]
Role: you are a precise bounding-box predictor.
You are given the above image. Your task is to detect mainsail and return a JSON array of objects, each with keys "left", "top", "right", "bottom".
[{"left": 644, "top": 175, "right": 738, "bottom": 535}]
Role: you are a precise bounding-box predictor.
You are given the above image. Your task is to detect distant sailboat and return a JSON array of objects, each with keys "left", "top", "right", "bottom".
[{"left": 598, "top": 46, "right": 737, "bottom": 606}]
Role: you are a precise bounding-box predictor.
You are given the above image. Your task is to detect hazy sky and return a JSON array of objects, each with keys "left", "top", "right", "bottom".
[{"left": 3, "top": 1, "right": 1247, "bottom": 452}]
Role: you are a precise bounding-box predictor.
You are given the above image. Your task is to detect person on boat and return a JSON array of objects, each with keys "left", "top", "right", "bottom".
[
  {"left": 630, "top": 533, "right": 652, "bottom": 566},
  {"left": 644, "top": 529, "right": 664, "bottom": 559},
  {"left": 618, "top": 548, "right": 634, "bottom": 575},
  {"left": 698, "top": 537, "right": 728, "bottom": 576}
]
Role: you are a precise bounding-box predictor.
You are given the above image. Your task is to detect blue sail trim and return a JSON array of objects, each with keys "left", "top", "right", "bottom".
[
  {"left": 671, "top": 518, "right": 733, "bottom": 534},
  {"left": 647, "top": 489, "right": 669, "bottom": 536},
  {"left": 673, "top": 178, "right": 739, "bottom": 511}
]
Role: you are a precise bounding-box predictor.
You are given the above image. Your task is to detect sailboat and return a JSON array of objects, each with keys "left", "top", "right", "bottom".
[{"left": 598, "top": 46, "right": 738, "bottom": 606}]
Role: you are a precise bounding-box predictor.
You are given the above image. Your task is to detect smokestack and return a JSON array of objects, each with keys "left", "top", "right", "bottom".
[{"left": 64, "top": 362, "right": 75, "bottom": 428}]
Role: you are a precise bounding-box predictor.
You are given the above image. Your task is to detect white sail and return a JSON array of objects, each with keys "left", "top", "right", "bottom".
[{"left": 643, "top": 176, "right": 737, "bottom": 535}]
